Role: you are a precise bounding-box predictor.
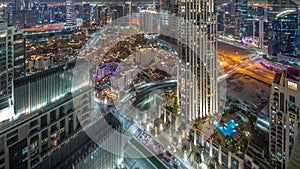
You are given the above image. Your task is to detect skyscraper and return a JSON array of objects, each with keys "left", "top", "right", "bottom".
[
  {"left": 160, "top": 0, "right": 171, "bottom": 11},
  {"left": 235, "top": 0, "right": 248, "bottom": 36},
  {"left": 13, "top": 0, "right": 30, "bottom": 11},
  {"left": 123, "top": 1, "right": 132, "bottom": 26},
  {"left": 0, "top": 22, "right": 25, "bottom": 111},
  {"left": 177, "top": 0, "right": 218, "bottom": 121},
  {"left": 269, "top": 68, "right": 300, "bottom": 169},
  {"left": 268, "top": 0, "right": 300, "bottom": 59},
  {"left": 82, "top": 0, "right": 90, "bottom": 28},
  {"left": 66, "top": 0, "right": 75, "bottom": 28},
  {"left": 0, "top": 3, "right": 8, "bottom": 23},
  {"left": 0, "top": 60, "right": 93, "bottom": 169}
]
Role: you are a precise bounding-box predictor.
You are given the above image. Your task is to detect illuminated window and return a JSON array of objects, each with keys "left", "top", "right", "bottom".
[{"left": 288, "top": 81, "right": 297, "bottom": 91}]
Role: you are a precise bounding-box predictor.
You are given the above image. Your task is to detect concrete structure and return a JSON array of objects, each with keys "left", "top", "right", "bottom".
[
  {"left": 269, "top": 68, "right": 300, "bottom": 168},
  {"left": 189, "top": 129, "right": 244, "bottom": 169},
  {"left": 244, "top": 138, "right": 269, "bottom": 169},
  {"left": 0, "top": 3, "right": 8, "bottom": 23},
  {"left": 0, "top": 23, "right": 25, "bottom": 111},
  {"left": 124, "top": 1, "right": 133, "bottom": 26},
  {"left": 74, "top": 113, "right": 123, "bottom": 169},
  {"left": 0, "top": 61, "right": 92, "bottom": 169},
  {"left": 66, "top": 0, "right": 76, "bottom": 29},
  {"left": 82, "top": 0, "right": 90, "bottom": 28},
  {"left": 177, "top": 0, "right": 218, "bottom": 120}
]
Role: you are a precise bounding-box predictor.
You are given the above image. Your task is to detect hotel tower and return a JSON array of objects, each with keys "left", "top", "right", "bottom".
[{"left": 177, "top": 0, "right": 218, "bottom": 121}]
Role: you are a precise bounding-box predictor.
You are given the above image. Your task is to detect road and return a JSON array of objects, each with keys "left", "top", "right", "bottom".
[
  {"left": 22, "top": 23, "right": 64, "bottom": 32},
  {"left": 218, "top": 40, "right": 275, "bottom": 84},
  {"left": 118, "top": 79, "right": 177, "bottom": 108},
  {"left": 124, "top": 143, "right": 158, "bottom": 169}
]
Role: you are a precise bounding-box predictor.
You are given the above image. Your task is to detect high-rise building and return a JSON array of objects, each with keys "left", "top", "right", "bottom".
[
  {"left": 111, "top": 9, "right": 118, "bottom": 21},
  {"left": 82, "top": 0, "right": 90, "bottom": 28},
  {"left": 0, "top": 61, "right": 93, "bottom": 169},
  {"left": 227, "top": 0, "right": 248, "bottom": 36},
  {"left": 74, "top": 113, "right": 123, "bottom": 169},
  {"left": 269, "top": 68, "right": 300, "bottom": 169},
  {"left": 0, "top": 23, "right": 25, "bottom": 111},
  {"left": 139, "top": 10, "right": 158, "bottom": 34},
  {"left": 12, "top": 27, "right": 25, "bottom": 79},
  {"left": 160, "top": 0, "right": 171, "bottom": 11},
  {"left": 177, "top": 0, "right": 218, "bottom": 121},
  {"left": 7, "top": 3, "right": 13, "bottom": 26},
  {"left": 0, "top": 23, "right": 13, "bottom": 111},
  {"left": 66, "top": 0, "right": 75, "bottom": 28},
  {"left": 236, "top": 0, "right": 248, "bottom": 36},
  {"left": 217, "top": 10, "right": 225, "bottom": 32},
  {"left": 13, "top": 0, "right": 30, "bottom": 11},
  {"left": 0, "top": 3, "right": 8, "bottom": 23},
  {"left": 123, "top": 1, "right": 132, "bottom": 26},
  {"left": 268, "top": 0, "right": 300, "bottom": 59},
  {"left": 14, "top": 0, "right": 22, "bottom": 11},
  {"left": 12, "top": 9, "right": 37, "bottom": 29}
]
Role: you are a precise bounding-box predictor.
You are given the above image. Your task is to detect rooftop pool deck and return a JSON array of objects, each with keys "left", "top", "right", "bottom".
[{"left": 213, "top": 120, "right": 238, "bottom": 136}]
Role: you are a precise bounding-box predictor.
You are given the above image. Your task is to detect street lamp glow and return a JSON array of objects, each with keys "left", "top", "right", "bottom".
[
  {"left": 200, "top": 163, "right": 208, "bottom": 169},
  {"left": 160, "top": 123, "right": 163, "bottom": 131},
  {"left": 146, "top": 124, "right": 150, "bottom": 132},
  {"left": 184, "top": 151, "right": 187, "bottom": 162},
  {"left": 117, "top": 159, "right": 123, "bottom": 166}
]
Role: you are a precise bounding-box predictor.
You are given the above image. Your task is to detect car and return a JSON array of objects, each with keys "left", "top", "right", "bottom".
[
  {"left": 165, "top": 151, "right": 172, "bottom": 157},
  {"left": 161, "top": 154, "right": 171, "bottom": 163},
  {"left": 164, "top": 157, "right": 171, "bottom": 162},
  {"left": 174, "top": 158, "right": 181, "bottom": 166}
]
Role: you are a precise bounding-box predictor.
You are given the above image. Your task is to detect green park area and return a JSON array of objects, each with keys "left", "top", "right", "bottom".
[{"left": 129, "top": 138, "right": 168, "bottom": 169}]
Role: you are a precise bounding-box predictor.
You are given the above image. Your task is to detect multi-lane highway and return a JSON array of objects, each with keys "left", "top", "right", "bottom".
[{"left": 218, "top": 39, "right": 275, "bottom": 84}]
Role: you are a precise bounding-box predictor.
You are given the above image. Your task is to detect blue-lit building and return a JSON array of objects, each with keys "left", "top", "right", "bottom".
[
  {"left": 217, "top": 10, "right": 225, "bottom": 32},
  {"left": 230, "top": 0, "right": 249, "bottom": 36},
  {"left": 268, "top": 0, "right": 300, "bottom": 59}
]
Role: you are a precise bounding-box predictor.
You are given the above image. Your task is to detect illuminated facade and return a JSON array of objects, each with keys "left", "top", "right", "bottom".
[
  {"left": 177, "top": 0, "right": 218, "bottom": 121},
  {"left": 0, "top": 23, "right": 24, "bottom": 111},
  {"left": 74, "top": 113, "right": 123, "bottom": 169},
  {"left": 123, "top": 1, "right": 132, "bottom": 26},
  {"left": 0, "top": 4, "right": 7, "bottom": 23},
  {"left": 66, "top": 0, "right": 75, "bottom": 28},
  {"left": 0, "top": 61, "right": 92, "bottom": 169},
  {"left": 234, "top": 0, "right": 248, "bottom": 36},
  {"left": 269, "top": 68, "right": 300, "bottom": 169},
  {"left": 82, "top": 0, "right": 90, "bottom": 28},
  {"left": 268, "top": 0, "right": 300, "bottom": 59}
]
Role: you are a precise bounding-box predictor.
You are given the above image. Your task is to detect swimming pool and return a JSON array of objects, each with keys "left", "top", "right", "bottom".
[
  {"left": 238, "top": 114, "right": 246, "bottom": 122},
  {"left": 213, "top": 120, "right": 238, "bottom": 136}
]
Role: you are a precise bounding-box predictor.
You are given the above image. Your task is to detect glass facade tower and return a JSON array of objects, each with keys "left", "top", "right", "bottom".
[
  {"left": 268, "top": 0, "right": 300, "bottom": 59},
  {"left": 66, "top": 0, "right": 75, "bottom": 28}
]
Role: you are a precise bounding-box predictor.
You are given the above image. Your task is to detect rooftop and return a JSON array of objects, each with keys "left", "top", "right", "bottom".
[
  {"left": 273, "top": 67, "right": 300, "bottom": 85},
  {"left": 286, "top": 66, "right": 300, "bottom": 82}
]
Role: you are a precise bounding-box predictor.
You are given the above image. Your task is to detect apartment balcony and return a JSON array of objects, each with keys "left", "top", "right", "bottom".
[
  {"left": 273, "top": 92, "right": 279, "bottom": 98},
  {"left": 288, "top": 102, "right": 297, "bottom": 114},
  {"left": 277, "top": 112, "right": 283, "bottom": 118},
  {"left": 277, "top": 139, "right": 282, "bottom": 145},
  {"left": 271, "top": 140, "right": 276, "bottom": 146},
  {"left": 277, "top": 135, "right": 282, "bottom": 140}
]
